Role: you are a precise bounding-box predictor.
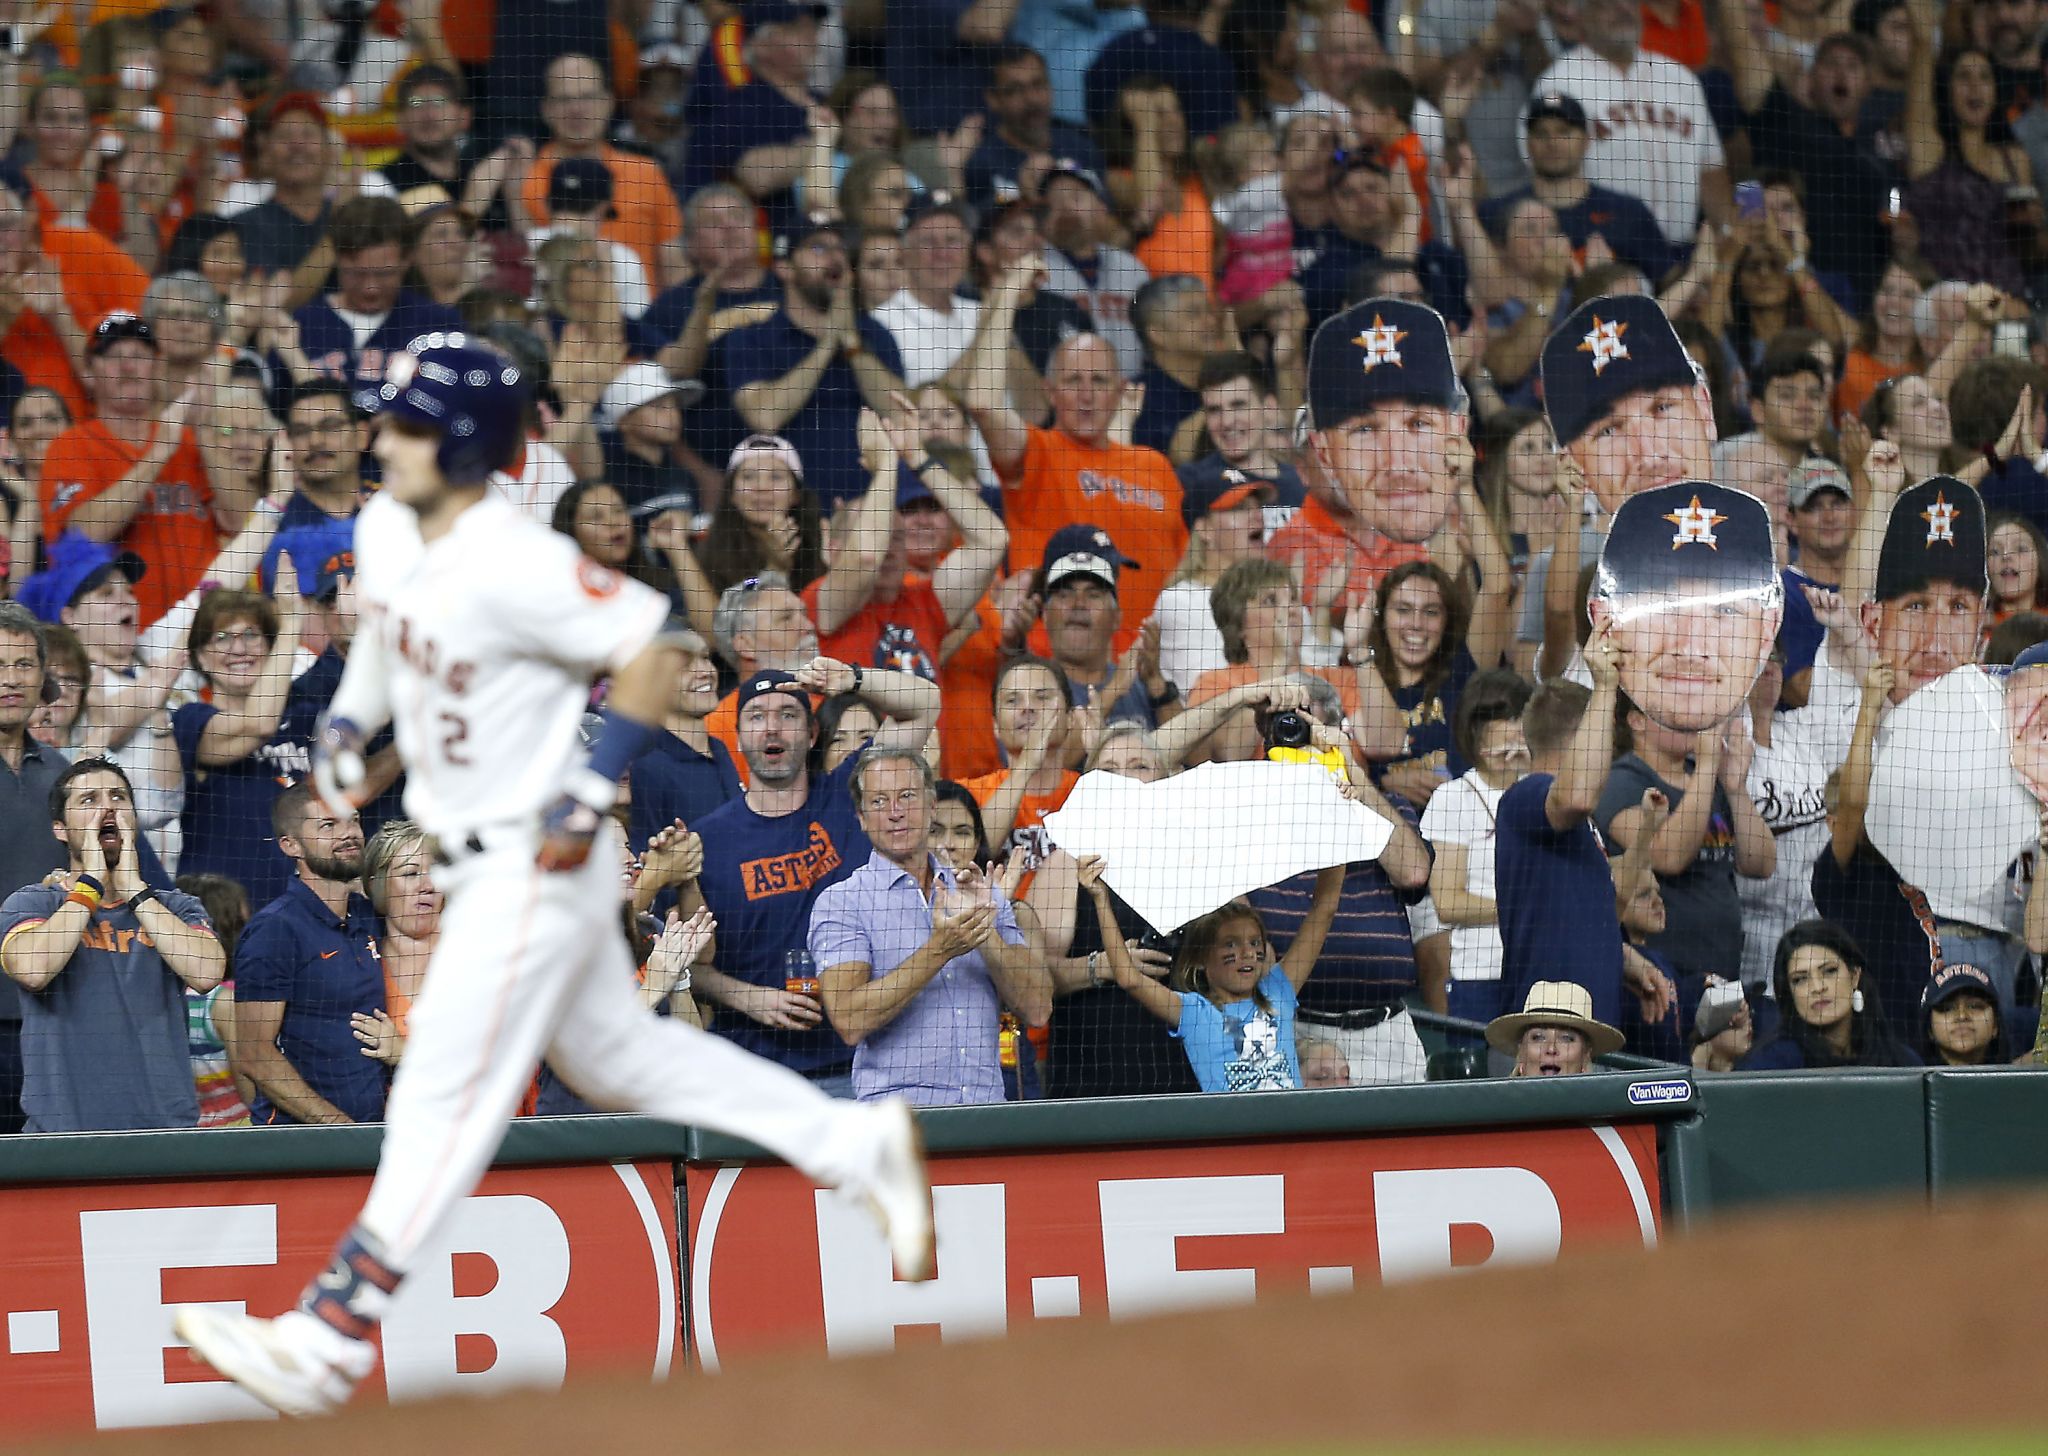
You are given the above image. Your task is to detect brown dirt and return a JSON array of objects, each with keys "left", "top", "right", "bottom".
[{"left": 41, "top": 1192, "right": 2048, "bottom": 1455}]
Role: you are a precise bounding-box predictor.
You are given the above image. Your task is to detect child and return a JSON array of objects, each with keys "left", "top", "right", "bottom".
[
  {"left": 1078, "top": 855, "right": 1343, "bottom": 1093},
  {"left": 1346, "top": 68, "right": 1431, "bottom": 244},
  {"left": 1207, "top": 121, "right": 1292, "bottom": 307},
  {"left": 1920, "top": 963, "right": 2010, "bottom": 1067}
]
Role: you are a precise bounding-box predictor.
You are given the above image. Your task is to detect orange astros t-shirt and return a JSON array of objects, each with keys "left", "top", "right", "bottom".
[
  {"left": 1002, "top": 425, "right": 1186, "bottom": 654},
  {"left": 1264, "top": 497, "right": 1427, "bottom": 623},
  {"left": 961, "top": 767, "right": 1078, "bottom": 875},
  {"left": 938, "top": 597, "right": 1004, "bottom": 783},
  {"left": 804, "top": 573, "right": 950, "bottom": 681},
  {"left": 42, "top": 420, "right": 216, "bottom": 627},
  {"left": 1, "top": 224, "right": 148, "bottom": 421}
]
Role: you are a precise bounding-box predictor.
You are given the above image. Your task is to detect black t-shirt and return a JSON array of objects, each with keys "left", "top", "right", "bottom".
[
  {"left": 601, "top": 430, "right": 697, "bottom": 518},
  {"left": 1044, "top": 881, "right": 1200, "bottom": 1098},
  {"left": 1595, "top": 753, "right": 1742, "bottom": 981},
  {"left": 1131, "top": 361, "right": 1202, "bottom": 456},
  {"left": 235, "top": 198, "right": 331, "bottom": 275},
  {"left": 1012, "top": 291, "right": 1094, "bottom": 376},
  {"left": 1808, "top": 840, "right": 1941, "bottom": 1034},
  {"left": 1745, "top": 82, "right": 1897, "bottom": 305},
  {"left": 381, "top": 139, "right": 512, "bottom": 233}
]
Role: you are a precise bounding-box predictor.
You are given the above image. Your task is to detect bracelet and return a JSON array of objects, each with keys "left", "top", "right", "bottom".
[
  {"left": 73, "top": 874, "right": 103, "bottom": 902},
  {"left": 129, "top": 886, "right": 159, "bottom": 910},
  {"left": 1088, "top": 950, "right": 1103, "bottom": 987},
  {"left": 849, "top": 663, "right": 864, "bottom": 693},
  {"left": 65, "top": 890, "right": 99, "bottom": 912},
  {"left": 915, "top": 458, "right": 946, "bottom": 476}
]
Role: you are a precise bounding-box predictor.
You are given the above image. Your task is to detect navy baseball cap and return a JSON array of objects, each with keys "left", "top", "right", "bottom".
[
  {"left": 274, "top": 519, "right": 356, "bottom": 601},
  {"left": 1041, "top": 159, "right": 1108, "bottom": 201},
  {"left": 1177, "top": 458, "right": 1277, "bottom": 529},
  {"left": 1595, "top": 480, "right": 1779, "bottom": 599},
  {"left": 1525, "top": 91, "right": 1589, "bottom": 129},
  {"left": 775, "top": 213, "right": 847, "bottom": 258},
  {"left": 1042, "top": 522, "right": 1136, "bottom": 593},
  {"left": 903, "top": 190, "right": 976, "bottom": 235},
  {"left": 1541, "top": 293, "right": 1699, "bottom": 446},
  {"left": 547, "top": 156, "right": 614, "bottom": 215},
  {"left": 16, "top": 530, "right": 145, "bottom": 624},
  {"left": 2014, "top": 640, "right": 2048, "bottom": 673},
  {"left": 1875, "top": 476, "right": 1987, "bottom": 603},
  {"left": 736, "top": 668, "right": 813, "bottom": 716},
  {"left": 1922, "top": 961, "right": 1998, "bottom": 1013},
  {"left": 1307, "top": 297, "right": 1461, "bottom": 431}
]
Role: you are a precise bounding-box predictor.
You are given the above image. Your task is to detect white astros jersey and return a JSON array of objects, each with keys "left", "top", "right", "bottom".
[{"left": 352, "top": 490, "right": 669, "bottom": 840}]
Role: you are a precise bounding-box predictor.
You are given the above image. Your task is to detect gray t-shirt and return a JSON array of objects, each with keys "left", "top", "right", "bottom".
[{"left": 1415, "top": 0, "right": 1539, "bottom": 194}]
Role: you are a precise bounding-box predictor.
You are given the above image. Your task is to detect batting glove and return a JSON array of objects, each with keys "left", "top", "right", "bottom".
[
  {"left": 537, "top": 791, "right": 604, "bottom": 872},
  {"left": 312, "top": 715, "right": 368, "bottom": 816}
]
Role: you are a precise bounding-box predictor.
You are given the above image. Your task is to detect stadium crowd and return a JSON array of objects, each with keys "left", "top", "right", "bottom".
[{"left": 0, "top": 0, "right": 2043, "bottom": 1133}]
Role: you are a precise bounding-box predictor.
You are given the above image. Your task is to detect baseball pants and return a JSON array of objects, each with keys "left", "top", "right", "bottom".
[{"left": 358, "top": 822, "right": 881, "bottom": 1270}]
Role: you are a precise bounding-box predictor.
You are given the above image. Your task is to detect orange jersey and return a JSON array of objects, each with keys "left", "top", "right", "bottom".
[
  {"left": 1131, "top": 175, "right": 1217, "bottom": 290},
  {"left": 1836, "top": 348, "right": 1911, "bottom": 420},
  {"left": 1380, "top": 131, "right": 1432, "bottom": 246},
  {"left": 42, "top": 420, "right": 216, "bottom": 627},
  {"left": 1188, "top": 661, "right": 1362, "bottom": 720},
  {"left": 1001, "top": 425, "right": 1186, "bottom": 655},
  {"left": 938, "top": 597, "right": 1005, "bottom": 783},
  {"left": 804, "top": 573, "right": 951, "bottom": 680},
  {"left": 521, "top": 143, "right": 683, "bottom": 283},
  {"left": 1643, "top": 0, "right": 1713, "bottom": 69},
  {"left": 30, "top": 177, "right": 126, "bottom": 250},
  {"left": 1265, "top": 496, "right": 1427, "bottom": 621},
  {"left": 960, "top": 767, "right": 1078, "bottom": 880},
  {"left": 1, "top": 223, "right": 148, "bottom": 420}
]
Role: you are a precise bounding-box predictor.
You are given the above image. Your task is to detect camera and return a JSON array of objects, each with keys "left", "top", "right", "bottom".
[{"left": 1265, "top": 709, "right": 1312, "bottom": 751}]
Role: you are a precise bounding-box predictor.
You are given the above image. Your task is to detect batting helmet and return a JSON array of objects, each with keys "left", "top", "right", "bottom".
[{"left": 372, "top": 332, "right": 529, "bottom": 484}]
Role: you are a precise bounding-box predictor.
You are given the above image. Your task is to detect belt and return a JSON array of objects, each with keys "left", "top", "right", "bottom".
[
  {"left": 1298, "top": 1002, "right": 1404, "bottom": 1031},
  {"left": 429, "top": 832, "right": 488, "bottom": 868}
]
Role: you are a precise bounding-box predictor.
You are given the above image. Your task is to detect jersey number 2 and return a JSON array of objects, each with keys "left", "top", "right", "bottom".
[{"left": 439, "top": 711, "right": 471, "bottom": 766}]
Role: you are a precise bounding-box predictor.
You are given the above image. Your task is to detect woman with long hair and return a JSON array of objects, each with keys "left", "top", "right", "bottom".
[
  {"left": 1902, "top": 32, "right": 2042, "bottom": 295},
  {"left": 1156, "top": 475, "right": 1278, "bottom": 693},
  {"left": 1104, "top": 77, "right": 1215, "bottom": 289},
  {"left": 1989, "top": 511, "right": 2048, "bottom": 624},
  {"left": 0, "top": 388, "right": 63, "bottom": 590},
  {"left": 1704, "top": 217, "right": 1852, "bottom": 371},
  {"left": 693, "top": 434, "right": 828, "bottom": 596},
  {"left": 1859, "top": 372, "right": 1953, "bottom": 483},
  {"left": 1836, "top": 259, "right": 1935, "bottom": 418},
  {"left": 1740, "top": 920, "right": 1921, "bottom": 1069}
]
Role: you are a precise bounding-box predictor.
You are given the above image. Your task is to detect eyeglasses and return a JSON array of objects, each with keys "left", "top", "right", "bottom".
[
  {"left": 404, "top": 94, "right": 456, "bottom": 110},
  {"left": 205, "top": 628, "right": 267, "bottom": 651},
  {"left": 861, "top": 788, "right": 928, "bottom": 813}
]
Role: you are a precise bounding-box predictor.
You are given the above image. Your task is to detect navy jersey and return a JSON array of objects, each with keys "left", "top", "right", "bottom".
[
  {"left": 637, "top": 273, "right": 783, "bottom": 480},
  {"left": 277, "top": 648, "right": 406, "bottom": 838},
  {"left": 234, "top": 879, "right": 387, "bottom": 1123},
  {"left": 0, "top": 884, "right": 213, "bottom": 1132},
  {"left": 294, "top": 289, "right": 466, "bottom": 411},
  {"left": 628, "top": 731, "right": 743, "bottom": 850},
  {"left": 679, "top": 81, "right": 810, "bottom": 236},
  {"left": 724, "top": 312, "right": 906, "bottom": 510}
]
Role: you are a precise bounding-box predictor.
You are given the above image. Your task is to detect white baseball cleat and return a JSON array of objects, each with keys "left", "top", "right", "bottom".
[
  {"left": 174, "top": 1306, "right": 373, "bottom": 1418},
  {"left": 866, "top": 1098, "right": 936, "bottom": 1282}
]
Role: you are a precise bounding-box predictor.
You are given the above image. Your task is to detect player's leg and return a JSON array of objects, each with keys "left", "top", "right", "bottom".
[{"left": 542, "top": 917, "right": 932, "bottom": 1276}]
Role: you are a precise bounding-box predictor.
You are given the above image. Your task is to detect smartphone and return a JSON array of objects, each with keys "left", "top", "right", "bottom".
[
  {"left": 1734, "top": 179, "right": 1765, "bottom": 220},
  {"left": 1994, "top": 320, "right": 2031, "bottom": 359}
]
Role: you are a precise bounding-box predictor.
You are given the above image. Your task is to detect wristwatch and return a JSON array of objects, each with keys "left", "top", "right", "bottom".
[
  {"left": 1148, "top": 680, "right": 1180, "bottom": 709},
  {"left": 849, "top": 662, "right": 865, "bottom": 693}
]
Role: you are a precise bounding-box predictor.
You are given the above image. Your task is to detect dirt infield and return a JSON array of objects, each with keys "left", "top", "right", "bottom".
[{"left": 47, "top": 1192, "right": 2048, "bottom": 1455}]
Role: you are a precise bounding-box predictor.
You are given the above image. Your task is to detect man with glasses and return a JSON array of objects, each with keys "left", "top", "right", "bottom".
[
  {"left": 380, "top": 65, "right": 531, "bottom": 234},
  {"left": 964, "top": 44, "right": 1106, "bottom": 212},
  {"left": 523, "top": 53, "right": 688, "bottom": 289},
  {"left": 728, "top": 217, "right": 907, "bottom": 509},
  {"left": 809, "top": 746, "right": 1046, "bottom": 1105},
  {"left": 293, "top": 197, "right": 463, "bottom": 409},
  {"left": 272, "top": 383, "right": 371, "bottom": 542},
  {"left": 40, "top": 312, "right": 239, "bottom": 627}
]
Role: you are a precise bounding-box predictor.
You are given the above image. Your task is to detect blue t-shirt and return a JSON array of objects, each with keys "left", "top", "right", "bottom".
[
  {"left": 1131, "top": 361, "right": 1202, "bottom": 456},
  {"left": 1083, "top": 24, "right": 1242, "bottom": 140},
  {"left": 1379, "top": 648, "right": 1479, "bottom": 786},
  {"left": 1173, "top": 966, "right": 1302, "bottom": 1092},
  {"left": 680, "top": 81, "right": 811, "bottom": 236},
  {"left": 723, "top": 311, "right": 906, "bottom": 510},
  {"left": 1779, "top": 566, "right": 1831, "bottom": 683},
  {"left": 277, "top": 648, "right": 406, "bottom": 839},
  {"left": 695, "top": 756, "right": 868, "bottom": 1073},
  {"left": 0, "top": 884, "right": 212, "bottom": 1132},
  {"left": 1493, "top": 772, "right": 1624, "bottom": 1028},
  {"left": 294, "top": 289, "right": 466, "bottom": 411},
  {"left": 964, "top": 124, "right": 1107, "bottom": 211},
  {"left": 233, "top": 879, "right": 388, "bottom": 1123},
  {"left": 885, "top": 0, "right": 1007, "bottom": 133},
  {"left": 638, "top": 273, "right": 783, "bottom": 479},
  {"left": 171, "top": 700, "right": 310, "bottom": 909},
  {"left": 1479, "top": 184, "right": 1680, "bottom": 285},
  {"left": 628, "top": 730, "right": 743, "bottom": 850}
]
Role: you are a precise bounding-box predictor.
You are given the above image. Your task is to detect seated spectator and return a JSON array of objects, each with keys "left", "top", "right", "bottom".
[
  {"left": 1084, "top": 0, "right": 1242, "bottom": 142},
  {"left": 229, "top": 782, "right": 385, "bottom": 1122},
  {"left": 1181, "top": 352, "right": 1308, "bottom": 535},
  {"left": 21, "top": 74, "right": 128, "bottom": 249},
  {"left": 837, "top": 154, "right": 916, "bottom": 234},
  {"left": 697, "top": 434, "right": 828, "bottom": 598},
  {"left": 1484, "top": 980, "right": 1624, "bottom": 1076},
  {"left": 855, "top": 228, "right": 909, "bottom": 314},
  {"left": 727, "top": 218, "right": 908, "bottom": 509},
  {"left": 275, "top": 381, "right": 370, "bottom": 539},
  {"left": 1919, "top": 962, "right": 2014, "bottom": 1067},
  {"left": 4, "top": 387, "right": 66, "bottom": 568},
  {"left": 1740, "top": 920, "right": 1922, "bottom": 1069},
  {"left": 1012, "top": 0, "right": 1146, "bottom": 129},
  {"left": 1296, "top": 156, "right": 1421, "bottom": 330},
  {"left": 171, "top": 581, "right": 310, "bottom": 907},
  {"left": 810, "top": 746, "right": 1047, "bottom": 1105},
  {"left": 679, "top": 5, "right": 820, "bottom": 243},
  {"left": 1081, "top": 852, "right": 1345, "bottom": 1093},
  {"left": 626, "top": 627, "right": 743, "bottom": 848},
  {"left": 30, "top": 621, "right": 87, "bottom": 751},
  {"left": 800, "top": 73, "right": 915, "bottom": 220},
  {"left": 597, "top": 362, "right": 703, "bottom": 518},
  {"left": 1421, "top": 669, "right": 1535, "bottom": 1024},
  {"left": 0, "top": 756, "right": 222, "bottom": 1132},
  {"left": 1104, "top": 78, "right": 1215, "bottom": 288},
  {"left": 41, "top": 313, "right": 248, "bottom": 627},
  {"left": 1035, "top": 162, "right": 1150, "bottom": 378},
  {"left": 1705, "top": 224, "right": 1852, "bottom": 376},
  {"left": 1859, "top": 371, "right": 1951, "bottom": 485},
  {"left": 965, "top": 45, "right": 1107, "bottom": 211},
  {"left": 1836, "top": 259, "right": 1935, "bottom": 426},
  {"left": 1900, "top": 25, "right": 2040, "bottom": 296},
  {"left": 531, "top": 160, "right": 654, "bottom": 321},
  {"left": 1129, "top": 275, "right": 1221, "bottom": 459},
  {"left": 552, "top": 480, "right": 678, "bottom": 607},
  {"left": 377, "top": 65, "right": 532, "bottom": 233},
  {"left": 524, "top": 53, "right": 687, "bottom": 291},
  {"left": 1156, "top": 460, "right": 1281, "bottom": 695},
  {"left": 967, "top": 268, "right": 1186, "bottom": 644},
  {"left": 871, "top": 195, "right": 982, "bottom": 389},
  {"left": 706, "top": 571, "right": 821, "bottom": 769},
  {"left": 1990, "top": 512, "right": 2048, "bottom": 623},
  {"left": 0, "top": 182, "right": 146, "bottom": 422},
  {"left": 807, "top": 402, "right": 1007, "bottom": 679}
]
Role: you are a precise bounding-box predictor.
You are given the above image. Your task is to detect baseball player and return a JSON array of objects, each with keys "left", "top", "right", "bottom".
[{"left": 173, "top": 333, "right": 934, "bottom": 1417}]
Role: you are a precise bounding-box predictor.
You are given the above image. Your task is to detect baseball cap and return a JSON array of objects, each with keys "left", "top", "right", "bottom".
[
  {"left": 1788, "top": 457, "right": 1853, "bottom": 510},
  {"left": 1041, "top": 522, "right": 1136, "bottom": 593},
  {"left": 275, "top": 519, "right": 356, "bottom": 602},
  {"left": 736, "top": 668, "right": 813, "bottom": 716},
  {"left": 2014, "top": 640, "right": 2048, "bottom": 674},
  {"left": 1541, "top": 293, "right": 1699, "bottom": 447},
  {"left": 1041, "top": 159, "right": 1108, "bottom": 201},
  {"left": 1922, "top": 962, "right": 1998, "bottom": 1013},
  {"left": 548, "top": 156, "right": 615, "bottom": 216},
  {"left": 262, "top": 89, "right": 328, "bottom": 131},
  {"left": 1595, "top": 480, "right": 1780, "bottom": 599},
  {"left": 728, "top": 433, "right": 805, "bottom": 481},
  {"left": 1875, "top": 476, "right": 1987, "bottom": 603},
  {"left": 774, "top": 213, "right": 848, "bottom": 259},
  {"left": 598, "top": 362, "right": 705, "bottom": 429},
  {"left": 1525, "top": 91, "right": 1589, "bottom": 129},
  {"left": 746, "top": 0, "right": 827, "bottom": 27},
  {"left": 1177, "top": 458, "right": 1277, "bottom": 529},
  {"left": 16, "top": 530, "right": 145, "bottom": 624},
  {"left": 88, "top": 310, "right": 157, "bottom": 357},
  {"left": 1307, "top": 297, "right": 1462, "bottom": 431},
  {"left": 903, "top": 190, "right": 976, "bottom": 235},
  {"left": 974, "top": 195, "right": 1036, "bottom": 247}
]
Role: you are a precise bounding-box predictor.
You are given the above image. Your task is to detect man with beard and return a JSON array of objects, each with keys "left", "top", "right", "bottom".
[
  {"left": 1035, "top": 162, "right": 1151, "bottom": 379},
  {"left": 222, "top": 781, "right": 384, "bottom": 1125},
  {"left": 1985, "top": 0, "right": 2046, "bottom": 120},
  {"left": 706, "top": 571, "right": 822, "bottom": 781},
  {"left": 964, "top": 45, "right": 1107, "bottom": 212},
  {"left": 630, "top": 627, "right": 744, "bottom": 847},
  {"left": 727, "top": 219, "right": 907, "bottom": 509},
  {"left": 692, "top": 660, "right": 940, "bottom": 1091},
  {"left": 1478, "top": 92, "right": 1677, "bottom": 284},
  {"left": 0, "top": 756, "right": 221, "bottom": 1132},
  {"left": 1267, "top": 297, "right": 1467, "bottom": 618},
  {"left": 377, "top": 66, "right": 532, "bottom": 234}
]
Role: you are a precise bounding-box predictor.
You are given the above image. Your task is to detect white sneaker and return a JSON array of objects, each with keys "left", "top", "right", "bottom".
[
  {"left": 865, "top": 1098, "right": 935, "bottom": 1282},
  {"left": 173, "top": 1306, "right": 373, "bottom": 1418}
]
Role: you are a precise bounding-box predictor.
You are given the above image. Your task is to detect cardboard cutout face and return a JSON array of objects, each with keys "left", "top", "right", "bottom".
[
  {"left": 1312, "top": 401, "right": 1462, "bottom": 544},
  {"left": 1589, "top": 483, "right": 1782, "bottom": 733}
]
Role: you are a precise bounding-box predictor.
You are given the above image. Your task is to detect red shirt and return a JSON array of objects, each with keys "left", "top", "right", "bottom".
[{"left": 804, "top": 573, "right": 950, "bottom": 680}]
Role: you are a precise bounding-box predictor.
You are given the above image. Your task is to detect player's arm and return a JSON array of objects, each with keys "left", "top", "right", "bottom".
[
  {"left": 226, "top": 999, "right": 354, "bottom": 1124},
  {"left": 539, "top": 634, "right": 685, "bottom": 871}
]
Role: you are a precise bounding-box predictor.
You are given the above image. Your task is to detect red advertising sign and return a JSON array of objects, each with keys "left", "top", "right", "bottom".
[
  {"left": 685, "top": 1124, "right": 1660, "bottom": 1369},
  {"left": 0, "top": 1161, "right": 678, "bottom": 1442}
]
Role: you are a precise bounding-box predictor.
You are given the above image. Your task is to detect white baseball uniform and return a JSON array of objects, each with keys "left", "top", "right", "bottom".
[{"left": 331, "top": 490, "right": 886, "bottom": 1270}]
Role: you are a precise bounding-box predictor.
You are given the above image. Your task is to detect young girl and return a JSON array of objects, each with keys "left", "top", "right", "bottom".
[
  {"left": 1078, "top": 855, "right": 1343, "bottom": 1092},
  {"left": 1919, "top": 963, "right": 2010, "bottom": 1068},
  {"left": 1208, "top": 120, "right": 1291, "bottom": 306},
  {"left": 1988, "top": 513, "right": 2048, "bottom": 624}
]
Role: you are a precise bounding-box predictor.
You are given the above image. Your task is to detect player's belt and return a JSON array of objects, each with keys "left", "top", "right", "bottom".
[
  {"left": 1297, "top": 1002, "right": 1405, "bottom": 1032},
  {"left": 427, "top": 832, "right": 489, "bottom": 867}
]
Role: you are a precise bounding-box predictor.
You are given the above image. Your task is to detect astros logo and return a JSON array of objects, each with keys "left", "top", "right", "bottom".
[
  {"left": 1665, "top": 495, "right": 1726, "bottom": 549},
  {"left": 1578, "top": 317, "right": 1630, "bottom": 374},
  {"left": 1354, "top": 316, "right": 1406, "bottom": 372},
  {"left": 1922, "top": 491, "right": 1957, "bottom": 544}
]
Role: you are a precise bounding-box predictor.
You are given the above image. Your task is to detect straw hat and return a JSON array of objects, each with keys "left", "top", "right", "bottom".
[{"left": 1485, "top": 980, "right": 1624, "bottom": 1057}]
